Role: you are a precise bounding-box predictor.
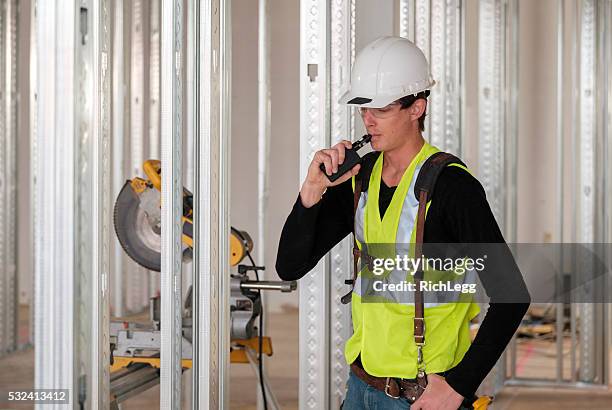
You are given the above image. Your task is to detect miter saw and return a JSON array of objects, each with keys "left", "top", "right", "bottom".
[{"left": 108, "top": 160, "right": 295, "bottom": 409}]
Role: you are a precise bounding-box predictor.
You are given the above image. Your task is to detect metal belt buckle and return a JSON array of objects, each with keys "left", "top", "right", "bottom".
[{"left": 384, "top": 377, "right": 400, "bottom": 399}]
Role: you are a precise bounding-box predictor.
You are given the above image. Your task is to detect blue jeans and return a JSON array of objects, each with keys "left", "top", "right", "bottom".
[
  {"left": 341, "top": 370, "right": 473, "bottom": 410},
  {"left": 340, "top": 370, "right": 412, "bottom": 410}
]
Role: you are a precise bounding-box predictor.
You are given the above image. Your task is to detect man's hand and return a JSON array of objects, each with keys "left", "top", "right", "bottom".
[
  {"left": 411, "top": 374, "right": 464, "bottom": 410},
  {"left": 299, "top": 140, "right": 361, "bottom": 208}
]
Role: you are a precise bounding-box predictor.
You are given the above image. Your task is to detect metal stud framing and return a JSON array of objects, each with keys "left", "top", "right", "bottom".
[
  {"left": 397, "top": 0, "right": 415, "bottom": 41},
  {"left": 127, "top": 0, "right": 151, "bottom": 314},
  {"left": 34, "top": 0, "right": 78, "bottom": 398},
  {"left": 397, "top": 0, "right": 462, "bottom": 155},
  {"left": 329, "top": 0, "right": 355, "bottom": 408},
  {"left": 192, "top": 0, "right": 230, "bottom": 407},
  {"left": 150, "top": 0, "right": 161, "bottom": 161},
  {"left": 149, "top": 0, "right": 162, "bottom": 301},
  {"left": 302, "top": 1, "right": 464, "bottom": 406},
  {"left": 28, "top": 0, "right": 37, "bottom": 349},
  {"left": 479, "top": 0, "right": 507, "bottom": 228},
  {"left": 111, "top": 0, "right": 126, "bottom": 318},
  {"left": 257, "top": 0, "right": 271, "bottom": 406},
  {"left": 35, "top": 0, "right": 111, "bottom": 405},
  {"left": 75, "top": 2, "right": 94, "bottom": 406},
  {"left": 299, "top": 0, "right": 331, "bottom": 408},
  {"left": 576, "top": 0, "right": 603, "bottom": 385},
  {"left": 477, "top": 0, "right": 519, "bottom": 395},
  {"left": 0, "top": 0, "right": 19, "bottom": 357},
  {"left": 160, "top": 0, "right": 185, "bottom": 407},
  {"left": 90, "top": 0, "right": 112, "bottom": 405},
  {"left": 497, "top": 0, "right": 611, "bottom": 390}
]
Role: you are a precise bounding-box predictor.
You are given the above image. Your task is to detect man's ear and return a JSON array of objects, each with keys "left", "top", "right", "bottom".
[{"left": 410, "top": 99, "right": 427, "bottom": 119}]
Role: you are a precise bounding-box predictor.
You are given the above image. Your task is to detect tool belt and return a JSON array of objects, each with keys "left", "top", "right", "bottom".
[{"left": 350, "top": 362, "right": 427, "bottom": 403}]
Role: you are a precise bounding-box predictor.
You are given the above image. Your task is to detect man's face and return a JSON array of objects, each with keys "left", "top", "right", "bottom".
[{"left": 359, "top": 99, "right": 425, "bottom": 152}]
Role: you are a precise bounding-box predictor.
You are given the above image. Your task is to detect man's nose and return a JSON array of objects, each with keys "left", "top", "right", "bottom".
[{"left": 361, "top": 109, "right": 377, "bottom": 127}]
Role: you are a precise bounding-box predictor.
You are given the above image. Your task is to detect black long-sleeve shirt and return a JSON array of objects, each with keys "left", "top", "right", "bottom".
[{"left": 275, "top": 155, "right": 530, "bottom": 398}]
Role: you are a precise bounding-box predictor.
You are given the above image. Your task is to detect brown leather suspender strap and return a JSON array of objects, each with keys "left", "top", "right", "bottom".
[
  {"left": 340, "top": 177, "right": 363, "bottom": 305},
  {"left": 410, "top": 152, "right": 466, "bottom": 390},
  {"left": 413, "top": 189, "right": 428, "bottom": 391},
  {"left": 413, "top": 189, "right": 427, "bottom": 347}
]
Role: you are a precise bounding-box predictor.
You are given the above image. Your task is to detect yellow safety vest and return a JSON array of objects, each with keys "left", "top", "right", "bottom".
[{"left": 345, "top": 142, "right": 481, "bottom": 378}]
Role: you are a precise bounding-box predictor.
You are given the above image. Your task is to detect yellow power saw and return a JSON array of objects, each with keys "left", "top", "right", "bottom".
[
  {"left": 114, "top": 159, "right": 254, "bottom": 270},
  {"left": 110, "top": 160, "right": 296, "bottom": 407}
]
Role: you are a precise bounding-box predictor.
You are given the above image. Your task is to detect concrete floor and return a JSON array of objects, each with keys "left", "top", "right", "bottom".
[{"left": 1, "top": 305, "right": 611, "bottom": 409}]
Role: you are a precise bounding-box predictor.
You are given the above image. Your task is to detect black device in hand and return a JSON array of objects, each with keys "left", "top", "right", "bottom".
[{"left": 319, "top": 134, "right": 372, "bottom": 182}]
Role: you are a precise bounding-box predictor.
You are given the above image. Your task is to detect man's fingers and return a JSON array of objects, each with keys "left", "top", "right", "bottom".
[
  {"left": 326, "top": 149, "right": 340, "bottom": 173},
  {"left": 333, "top": 140, "right": 351, "bottom": 165},
  {"left": 331, "top": 164, "right": 361, "bottom": 186},
  {"left": 340, "top": 139, "right": 353, "bottom": 149},
  {"left": 321, "top": 157, "right": 333, "bottom": 175},
  {"left": 314, "top": 151, "right": 333, "bottom": 176}
]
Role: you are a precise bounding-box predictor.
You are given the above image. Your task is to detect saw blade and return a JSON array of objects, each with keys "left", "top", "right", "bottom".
[{"left": 114, "top": 181, "right": 162, "bottom": 271}]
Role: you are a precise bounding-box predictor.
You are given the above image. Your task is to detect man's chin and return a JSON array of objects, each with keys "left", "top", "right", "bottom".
[
  {"left": 370, "top": 135, "right": 383, "bottom": 151},
  {"left": 370, "top": 141, "right": 383, "bottom": 152}
]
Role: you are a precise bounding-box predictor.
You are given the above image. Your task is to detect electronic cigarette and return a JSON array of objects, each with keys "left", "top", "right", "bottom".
[{"left": 320, "top": 134, "right": 372, "bottom": 182}]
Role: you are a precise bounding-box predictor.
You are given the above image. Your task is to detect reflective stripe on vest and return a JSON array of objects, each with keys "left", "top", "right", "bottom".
[{"left": 345, "top": 142, "right": 481, "bottom": 379}]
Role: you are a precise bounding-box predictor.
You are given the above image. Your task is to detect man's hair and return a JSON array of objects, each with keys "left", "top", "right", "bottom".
[{"left": 398, "top": 90, "right": 430, "bottom": 132}]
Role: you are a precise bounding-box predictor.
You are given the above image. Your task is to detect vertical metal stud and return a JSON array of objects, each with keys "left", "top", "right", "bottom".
[
  {"left": 329, "top": 0, "right": 355, "bottom": 408},
  {"left": 128, "top": 0, "right": 150, "bottom": 313},
  {"left": 28, "top": 0, "right": 37, "bottom": 349},
  {"left": 75, "top": 0, "right": 93, "bottom": 407},
  {"left": 555, "top": 0, "right": 566, "bottom": 384},
  {"left": 505, "top": 0, "right": 520, "bottom": 382},
  {"left": 299, "top": 1, "right": 330, "bottom": 409},
  {"left": 257, "top": 0, "right": 271, "bottom": 406},
  {"left": 34, "top": 0, "right": 77, "bottom": 399},
  {"left": 397, "top": 0, "right": 416, "bottom": 41},
  {"left": 478, "top": 0, "right": 515, "bottom": 394},
  {"left": 415, "top": 0, "right": 431, "bottom": 134},
  {"left": 570, "top": 0, "right": 580, "bottom": 384},
  {"left": 160, "top": 0, "right": 184, "bottom": 407},
  {"left": 181, "top": 1, "right": 195, "bottom": 401},
  {"left": 258, "top": 0, "right": 271, "bottom": 268},
  {"left": 603, "top": 0, "right": 612, "bottom": 388},
  {"left": 0, "top": 0, "right": 19, "bottom": 357},
  {"left": 149, "top": 0, "right": 162, "bottom": 299},
  {"left": 112, "top": 0, "right": 126, "bottom": 318},
  {"left": 192, "top": 0, "right": 230, "bottom": 407},
  {"left": 91, "top": 0, "right": 112, "bottom": 405},
  {"left": 151, "top": 0, "right": 163, "bottom": 302},
  {"left": 479, "top": 0, "right": 506, "bottom": 228},
  {"left": 577, "top": 0, "right": 597, "bottom": 383},
  {"left": 150, "top": 0, "right": 161, "bottom": 161},
  {"left": 219, "top": 0, "right": 232, "bottom": 403},
  {"left": 399, "top": 0, "right": 462, "bottom": 154}
]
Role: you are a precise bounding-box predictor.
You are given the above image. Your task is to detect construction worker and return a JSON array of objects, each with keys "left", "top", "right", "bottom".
[{"left": 276, "top": 37, "right": 530, "bottom": 410}]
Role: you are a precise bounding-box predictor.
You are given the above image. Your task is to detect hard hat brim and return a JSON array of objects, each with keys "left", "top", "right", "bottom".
[{"left": 338, "top": 81, "right": 435, "bottom": 108}]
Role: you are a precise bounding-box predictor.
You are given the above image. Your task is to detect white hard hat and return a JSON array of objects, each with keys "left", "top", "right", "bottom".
[{"left": 339, "top": 36, "right": 435, "bottom": 108}]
